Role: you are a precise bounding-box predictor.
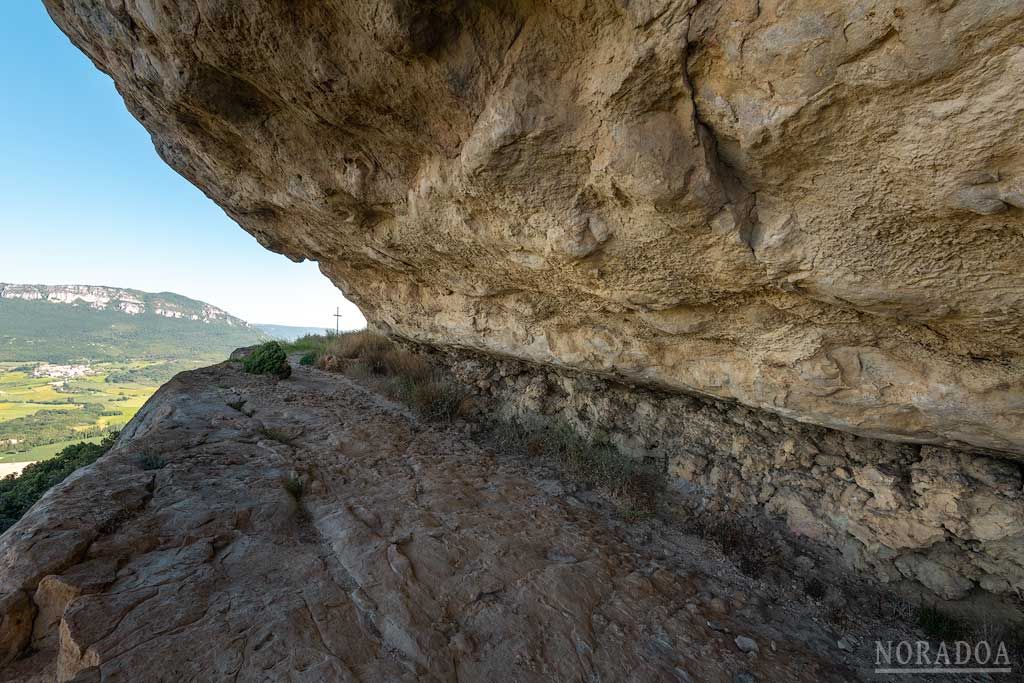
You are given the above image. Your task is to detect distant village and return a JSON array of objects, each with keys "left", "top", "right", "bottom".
[{"left": 30, "top": 363, "right": 95, "bottom": 380}]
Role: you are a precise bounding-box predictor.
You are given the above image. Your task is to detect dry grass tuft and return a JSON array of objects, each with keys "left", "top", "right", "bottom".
[
  {"left": 322, "top": 330, "right": 392, "bottom": 360},
  {"left": 317, "top": 333, "right": 662, "bottom": 519},
  {"left": 316, "top": 331, "right": 470, "bottom": 422},
  {"left": 680, "top": 508, "right": 786, "bottom": 579},
  {"left": 318, "top": 330, "right": 398, "bottom": 373},
  {"left": 386, "top": 374, "right": 472, "bottom": 422},
  {"left": 485, "top": 418, "right": 664, "bottom": 516}
]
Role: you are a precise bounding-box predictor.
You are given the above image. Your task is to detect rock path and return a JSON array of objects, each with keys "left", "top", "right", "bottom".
[{"left": 0, "top": 361, "right": 860, "bottom": 681}]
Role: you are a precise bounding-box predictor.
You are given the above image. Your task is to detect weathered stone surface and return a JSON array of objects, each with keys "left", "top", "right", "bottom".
[
  {"left": 0, "top": 361, "right": 863, "bottom": 680},
  {"left": 41, "top": 0, "right": 1024, "bottom": 455},
  {"left": 440, "top": 347, "right": 1024, "bottom": 607},
  {"left": 0, "top": 591, "right": 33, "bottom": 667}
]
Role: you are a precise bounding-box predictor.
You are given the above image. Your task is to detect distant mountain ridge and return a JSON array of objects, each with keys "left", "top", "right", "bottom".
[
  {"left": 0, "top": 283, "right": 249, "bottom": 327},
  {"left": 255, "top": 324, "right": 329, "bottom": 342},
  {"left": 0, "top": 283, "right": 266, "bottom": 363}
]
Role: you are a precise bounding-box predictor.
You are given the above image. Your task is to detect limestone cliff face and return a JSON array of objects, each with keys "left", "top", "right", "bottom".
[
  {"left": 43, "top": 0, "right": 1024, "bottom": 454},
  {"left": 0, "top": 284, "right": 248, "bottom": 325}
]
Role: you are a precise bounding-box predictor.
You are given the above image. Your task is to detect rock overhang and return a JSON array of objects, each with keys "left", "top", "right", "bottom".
[{"left": 42, "top": 0, "right": 1024, "bottom": 455}]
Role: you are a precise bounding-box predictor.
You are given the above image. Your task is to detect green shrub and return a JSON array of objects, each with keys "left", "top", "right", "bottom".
[
  {"left": 0, "top": 432, "right": 119, "bottom": 532},
  {"left": 299, "top": 352, "right": 317, "bottom": 366},
  {"left": 242, "top": 342, "right": 291, "bottom": 379},
  {"left": 284, "top": 475, "right": 304, "bottom": 500},
  {"left": 386, "top": 373, "right": 469, "bottom": 422},
  {"left": 136, "top": 453, "right": 167, "bottom": 470}
]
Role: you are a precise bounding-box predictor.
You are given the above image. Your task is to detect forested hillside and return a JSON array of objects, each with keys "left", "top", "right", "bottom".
[{"left": 0, "top": 296, "right": 265, "bottom": 363}]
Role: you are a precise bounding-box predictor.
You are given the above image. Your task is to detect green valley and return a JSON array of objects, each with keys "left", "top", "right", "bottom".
[
  {"left": 0, "top": 362, "right": 150, "bottom": 461},
  {"left": 0, "top": 284, "right": 268, "bottom": 472}
]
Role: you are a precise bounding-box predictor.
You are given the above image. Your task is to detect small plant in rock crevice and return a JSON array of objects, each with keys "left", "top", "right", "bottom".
[
  {"left": 136, "top": 453, "right": 167, "bottom": 471},
  {"left": 284, "top": 475, "right": 304, "bottom": 500},
  {"left": 259, "top": 425, "right": 299, "bottom": 445}
]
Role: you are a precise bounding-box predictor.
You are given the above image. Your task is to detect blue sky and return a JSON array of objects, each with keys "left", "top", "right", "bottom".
[{"left": 0, "top": 4, "right": 365, "bottom": 330}]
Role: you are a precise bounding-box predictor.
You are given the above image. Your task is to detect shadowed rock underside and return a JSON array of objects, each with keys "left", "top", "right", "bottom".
[{"left": 41, "top": 0, "right": 1024, "bottom": 455}]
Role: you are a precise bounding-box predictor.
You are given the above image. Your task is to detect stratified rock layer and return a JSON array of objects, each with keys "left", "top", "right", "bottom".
[
  {"left": 0, "top": 361, "right": 859, "bottom": 681},
  {"left": 43, "top": 0, "right": 1024, "bottom": 453}
]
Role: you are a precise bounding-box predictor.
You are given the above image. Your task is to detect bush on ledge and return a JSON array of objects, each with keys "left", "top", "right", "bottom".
[{"left": 242, "top": 342, "right": 291, "bottom": 379}]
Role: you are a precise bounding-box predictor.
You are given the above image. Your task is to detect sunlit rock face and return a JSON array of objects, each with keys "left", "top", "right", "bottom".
[{"left": 44, "top": 0, "right": 1024, "bottom": 454}]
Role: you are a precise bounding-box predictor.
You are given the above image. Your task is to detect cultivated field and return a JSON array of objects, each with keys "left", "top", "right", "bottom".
[{"left": 0, "top": 361, "right": 157, "bottom": 464}]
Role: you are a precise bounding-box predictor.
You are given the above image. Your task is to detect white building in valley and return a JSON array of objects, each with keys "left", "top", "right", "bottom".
[{"left": 31, "top": 363, "right": 94, "bottom": 379}]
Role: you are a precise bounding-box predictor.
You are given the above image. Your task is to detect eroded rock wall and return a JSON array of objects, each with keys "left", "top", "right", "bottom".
[
  {"left": 42, "top": 0, "right": 1024, "bottom": 453},
  {"left": 441, "top": 347, "right": 1024, "bottom": 605}
]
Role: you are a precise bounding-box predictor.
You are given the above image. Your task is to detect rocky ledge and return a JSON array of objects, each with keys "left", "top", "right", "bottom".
[
  {"left": 0, "top": 358, "right": 925, "bottom": 681},
  {"left": 42, "top": 0, "right": 1024, "bottom": 454}
]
